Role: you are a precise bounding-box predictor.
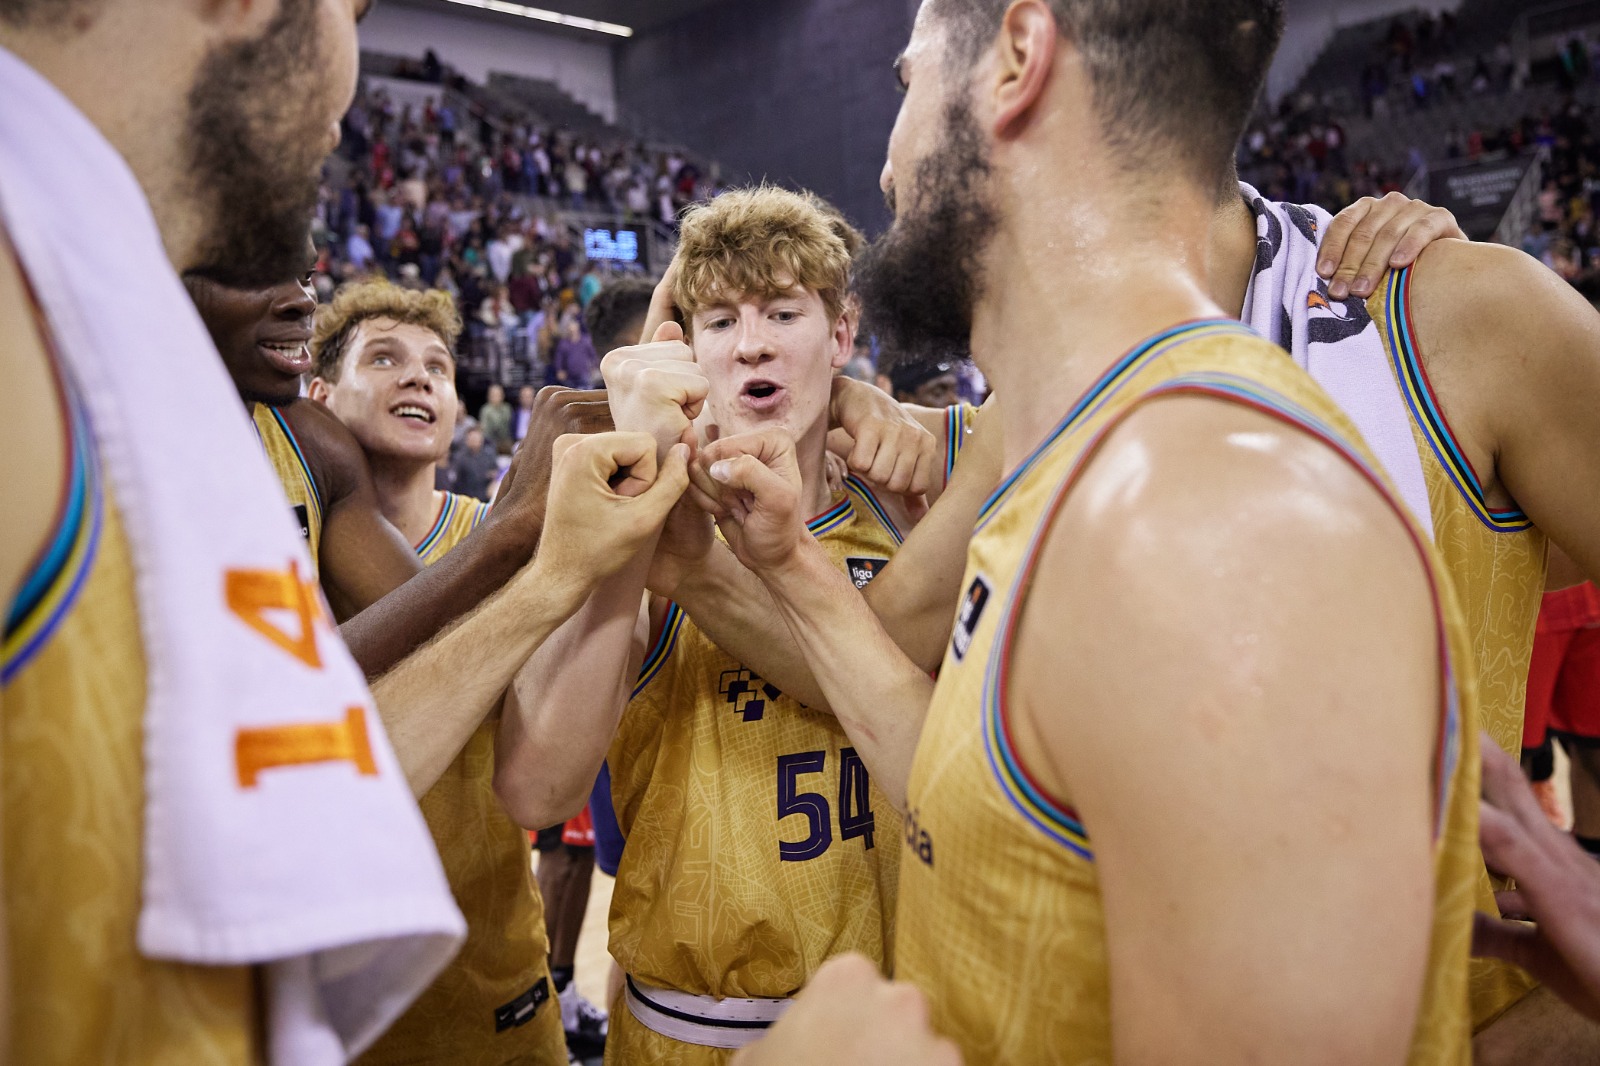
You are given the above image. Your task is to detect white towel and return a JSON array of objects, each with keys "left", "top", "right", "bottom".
[
  {"left": 0, "top": 45, "right": 464, "bottom": 1063},
  {"left": 1237, "top": 182, "right": 1434, "bottom": 538}
]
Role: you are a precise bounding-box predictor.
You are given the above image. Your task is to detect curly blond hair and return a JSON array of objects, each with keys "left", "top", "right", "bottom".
[
  {"left": 672, "top": 186, "right": 853, "bottom": 333},
  {"left": 311, "top": 279, "right": 462, "bottom": 382}
]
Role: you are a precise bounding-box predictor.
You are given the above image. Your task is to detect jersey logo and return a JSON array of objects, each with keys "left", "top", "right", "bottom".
[
  {"left": 845, "top": 556, "right": 889, "bottom": 589},
  {"left": 721, "top": 668, "right": 782, "bottom": 722},
  {"left": 291, "top": 503, "right": 311, "bottom": 543},
  {"left": 951, "top": 574, "right": 992, "bottom": 662},
  {"left": 904, "top": 806, "right": 935, "bottom": 867}
]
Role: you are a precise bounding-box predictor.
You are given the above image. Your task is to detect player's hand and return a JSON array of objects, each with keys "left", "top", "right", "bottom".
[
  {"left": 699, "top": 428, "right": 807, "bottom": 573},
  {"left": 732, "top": 955, "right": 961, "bottom": 1066},
  {"left": 646, "top": 494, "right": 716, "bottom": 599},
  {"left": 1317, "top": 191, "right": 1467, "bottom": 301},
  {"left": 601, "top": 320, "right": 707, "bottom": 460},
  {"left": 1473, "top": 735, "right": 1600, "bottom": 1022},
  {"left": 829, "top": 376, "right": 938, "bottom": 496},
  {"left": 535, "top": 433, "right": 690, "bottom": 607},
  {"left": 637, "top": 260, "right": 682, "bottom": 345},
  {"left": 488, "top": 387, "right": 612, "bottom": 559}
]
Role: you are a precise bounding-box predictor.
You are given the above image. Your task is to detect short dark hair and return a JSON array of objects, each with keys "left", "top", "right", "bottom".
[
  {"left": 928, "top": 0, "right": 1284, "bottom": 187},
  {"left": 583, "top": 277, "right": 657, "bottom": 354}
]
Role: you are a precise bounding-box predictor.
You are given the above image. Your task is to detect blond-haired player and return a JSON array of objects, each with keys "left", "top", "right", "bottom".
[
  {"left": 494, "top": 186, "right": 964, "bottom": 1063},
  {"left": 300, "top": 278, "right": 567, "bottom": 1065}
]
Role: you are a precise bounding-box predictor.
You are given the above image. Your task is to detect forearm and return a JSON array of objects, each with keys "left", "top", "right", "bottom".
[
  {"left": 341, "top": 518, "right": 529, "bottom": 679},
  {"left": 759, "top": 539, "right": 935, "bottom": 809},
  {"left": 495, "top": 552, "right": 652, "bottom": 828},
  {"left": 370, "top": 555, "right": 581, "bottom": 797},
  {"left": 667, "top": 542, "right": 832, "bottom": 709}
]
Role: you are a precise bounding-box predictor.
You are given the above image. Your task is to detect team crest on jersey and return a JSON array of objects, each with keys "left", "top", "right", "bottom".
[
  {"left": 291, "top": 503, "right": 311, "bottom": 543},
  {"left": 951, "top": 574, "right": 992, "bottom": 661},
  {"left": 846, "top": 556, "right": 889, "bottom": 589},
  {"left": 720, "top": 668, "right": 782, "bottom": 722}
]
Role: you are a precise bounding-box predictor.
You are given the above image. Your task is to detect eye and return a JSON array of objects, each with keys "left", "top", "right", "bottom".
[
  {"left": 371, "top": 354, "right": 394, "bottom": 367},
  {"left": 707, "top": 317, "right": 734, "bottom": 331},
  {"left": 893, "top": 56, "right": 908, "bottom": 93},
  {"left": 774, "top": 310, "right": 800, "bottom": 323},
  {"left": 428, "top": 363, "right": 449, "bottom": 376}
]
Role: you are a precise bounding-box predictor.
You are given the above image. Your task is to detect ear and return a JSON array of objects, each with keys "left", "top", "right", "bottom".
[
  {"left": 830, "top": 310, "right": 854, "bottom": 372},
  {"left": 306, "top": 376, "right": 332, "bottom": 403},
  {"left": 196, "top": 0, "right": 282, "bottom": 41},
  {"left": 991, "top": 0, "right": 1059, "bottom": 140}
]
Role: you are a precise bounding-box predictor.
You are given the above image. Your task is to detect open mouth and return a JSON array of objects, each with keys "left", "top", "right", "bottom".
[
  {"left": 391, "top": 402, "right": 436, "bottom": 424},
  {"left": 741, "top": 380, "right": 785, "bottom": 410},
  {"left": 257, "top": 339, "right": 311, "bottom": 376}
]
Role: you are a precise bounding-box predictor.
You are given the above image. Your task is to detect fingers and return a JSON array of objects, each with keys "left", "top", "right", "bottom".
[
  {"left": 708, "top": 452, "right": 791, "bottom": 499},
  {"left": 557, "top": 431, "right": 658, "bottom": 484},
  {"left": 653, "top": 320, "right": 685, "bottom": 344},
  {"left": 687, "top": 458, "right": 727, "bottom": 516},
  {"left": 1327, "top": 201, "right": 1383, "bottom": 300},
  {"left": 1494, "top": 890, "right": 1531, "bottom": 921},
  {"left": 1317, "top": 197, "right": 1371, "bottom": 279},
  {"left": 1472, "top": 911, "right": 1543, "bottom": 970},
  {"left": 1385, "top": 207, "right": 1463, "bottom": 268}
]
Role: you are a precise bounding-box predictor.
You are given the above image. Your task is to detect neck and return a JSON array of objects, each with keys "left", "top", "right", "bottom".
[
  {"left": 972, "top": 173, "right": 1222, "bottom": 470},
  {"left": 1206, "top": 181, "right": 1259, "bottom": 320},
  {"left": 369, "top": 453, "right": 442, "bottom": 547},
  {"left": 2, "top": 18, "right": 209, "bottom": 274},
  {"left": 792, "top": 416, "right": 836, "bottom": 521}
]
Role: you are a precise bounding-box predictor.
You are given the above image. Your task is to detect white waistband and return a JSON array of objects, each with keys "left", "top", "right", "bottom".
[{"left": 624, "top": 975, "right": 793, "bottom": 1049}]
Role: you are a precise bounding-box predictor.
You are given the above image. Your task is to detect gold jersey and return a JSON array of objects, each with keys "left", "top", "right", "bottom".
[
  {"left": 3, "top": 361, "right": 256, "bottom": 1064},
  {"left": 253, "top": 403, "right": 323, "bottom": 567},
  {"left": 895, "top": 321, "right": 1480, "bottom": 1066},
  {"left": 415, "top": 490, "right": 491, "bottom": 566},
  {"left": 1371, "top": 269, "right": 1547, "bottom": 1027},
  {"left": 359, "top": 492, "right": 565, "bottom": 1066},
  {"left": 942, "top": 401, "right": 978, "bottom": 487},
  {"left": 606, "top": 477, "right": 905, "bottom": 1065}
]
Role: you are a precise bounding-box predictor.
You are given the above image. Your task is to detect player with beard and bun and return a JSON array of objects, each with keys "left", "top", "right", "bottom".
[
  {"left": 705, "top": 1, "right": 1482, "bottom": 1062},
  {"left": 183, "top": 266, "right": 426, "bottom": 621},
  {"left": 305, "top": 279, "right": 567, "bottom": 1065},
  {"left": 0, "top": 0, "right": 697, "bottom": 1059}
]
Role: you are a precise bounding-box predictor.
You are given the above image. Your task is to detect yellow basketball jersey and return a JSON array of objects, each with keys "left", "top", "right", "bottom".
[
  {"left": 3, "top": 362, "right": 256, "bottom": 1064},
  {"left": 359, "top": 493, "right": 564, "bottom": 1066},
  {"left": 415, "top": 490, "right": 491, "bottom": 566},
  {"left": 1371, "top": 269, "right": 1546, "bottom": 1027},
  {"left": 605, "top": 477, "right": 904, "bottom": 1063},
  {"left": 895, "top": 321, "right": 1479, "bottom": 1066},
  {"left": 942, "top": 401, "right": 978, "bottom": 487},
  {"left": 253, "top": 403, "right": 323, "bottom": 567}
]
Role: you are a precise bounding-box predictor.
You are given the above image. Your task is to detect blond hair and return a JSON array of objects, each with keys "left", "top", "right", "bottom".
[
  {"left": 311, "top": 279, "right": 462, "bottom": 382},
  {"left": 672, "top": 186, "right": 852, "bottom": 332}
]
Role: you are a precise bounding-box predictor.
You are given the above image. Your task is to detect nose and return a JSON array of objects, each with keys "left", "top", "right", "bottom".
[
  {"left": 732, "top": 316, "right": 773, "bottom": 366},
  {"left": 880, "top": 157, "right": 894, "bottom": 197},
  {"left": 397, "top": 356, "right": 434, "bottom": 393},
  {"left": 269, "top": 279, "right": 317, "bottom": 321}
]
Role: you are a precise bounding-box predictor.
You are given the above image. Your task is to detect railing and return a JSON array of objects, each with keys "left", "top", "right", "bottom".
[
  {"left": 1491, "top": 145, "right": 1550, "bottom": 248},
  {"left": 1404, "top": 160, "right": 1430, "bottom": 201}
]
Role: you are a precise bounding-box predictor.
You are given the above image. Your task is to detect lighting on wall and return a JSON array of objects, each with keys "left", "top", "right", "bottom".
[{"left": 436, "top": 0, "right": 633, "bottom": 37}]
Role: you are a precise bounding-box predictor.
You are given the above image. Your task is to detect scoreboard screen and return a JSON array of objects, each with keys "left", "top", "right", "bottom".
[{"left": 583, "top": 225, "right": 647, "bottom": 268}]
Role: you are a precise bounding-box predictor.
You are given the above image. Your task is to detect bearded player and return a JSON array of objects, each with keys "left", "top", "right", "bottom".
[{"left": 701, "top": 1, "right": 1483, "bottom": 1063}]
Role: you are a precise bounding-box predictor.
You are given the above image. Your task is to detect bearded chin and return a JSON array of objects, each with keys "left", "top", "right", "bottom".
[
  {"left": 182, "top": 0, "right": 324, "bottom": 289},
  {"left": 856, "top": 98, "right": 998, "bottom": 376}
]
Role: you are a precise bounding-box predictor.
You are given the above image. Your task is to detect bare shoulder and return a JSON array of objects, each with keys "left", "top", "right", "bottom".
[
  {"left": 0, "top": 235, "right": 68, "bottom": 608},
  {"left": 280, "top": 397, "right": 376, "bottom": 505},
  {"left": 1010, "top": 394, "right": 1439, "bottom": 795},
  {"left": 1408, "top": 238, "right": 1600, "bottom": 433}
]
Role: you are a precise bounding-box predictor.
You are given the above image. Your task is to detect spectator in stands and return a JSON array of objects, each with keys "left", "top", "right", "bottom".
[
  {"left": 478, "top": 383, "right": 513, "bottom": 455},
  {"left": 550, "top": 309, "right": 599, "bottom": 389},
  {"left": 448, "top": 426, "right": 499, "bottom": 502},
  {"left": 346, "top": 224, "right": 376, "bottom": 274},
  {"left": 890, "top": 360, "right": 961, "bottom": 410},
  {"left": 512, "top": 384, "right": 537, "bottom": 444}
]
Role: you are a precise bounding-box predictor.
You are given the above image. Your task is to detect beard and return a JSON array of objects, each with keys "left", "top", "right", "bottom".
[
  {"left": 855, "top": 97, "right": 998, "bottom": 376},
  {"left": 184, "top": 0, "right": 327, "bottom": 288}
]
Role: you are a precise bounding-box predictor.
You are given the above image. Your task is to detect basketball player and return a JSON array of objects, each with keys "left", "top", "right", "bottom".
[
  {"left": 302, "top": 277, "right": 566, "bottom": 1064},
  {"left": 183, "top": 267, "right": 426, "bottom": 619},
  {"left": 0, "top": 2, "right": 693, "bottom": 1057},
  {"left": 495, "top": 187, "right": 935, "bottom": 1063},
  {"left": 698, "top": 1, "right": 1480, "bottom": 1062}
]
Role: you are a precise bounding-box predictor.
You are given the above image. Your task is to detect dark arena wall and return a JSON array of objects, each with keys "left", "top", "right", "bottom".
[{"left": 614, "top": 0, "right": 916, "bottom": 234}]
